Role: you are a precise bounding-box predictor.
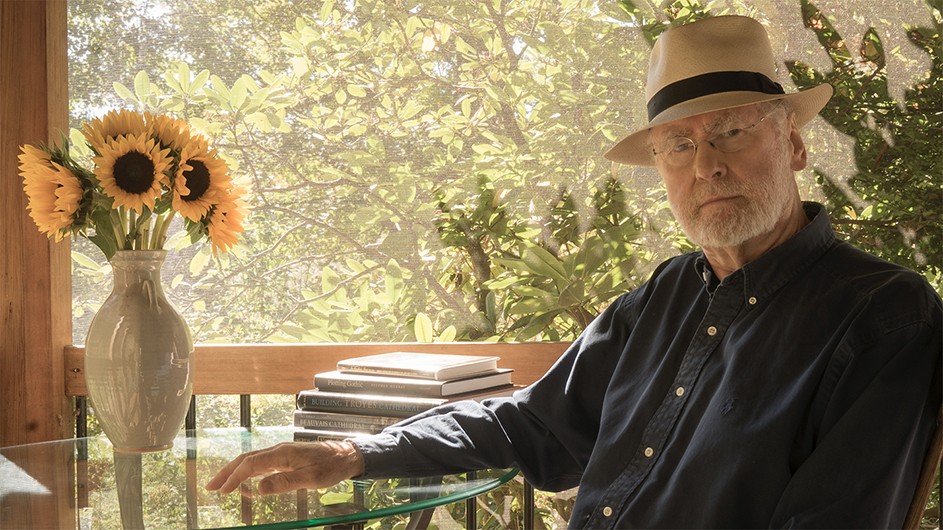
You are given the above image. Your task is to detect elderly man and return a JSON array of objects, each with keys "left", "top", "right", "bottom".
[{"left": 208, "top": 16, "right": 942, "bottom": 528}]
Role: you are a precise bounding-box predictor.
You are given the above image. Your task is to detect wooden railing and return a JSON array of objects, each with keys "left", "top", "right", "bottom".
[
  {"left": 66, "top": 342, "right": 570, "bottom": 528},
  {"left": 65, "top": 342, "right": 568, "bottom": 396}
]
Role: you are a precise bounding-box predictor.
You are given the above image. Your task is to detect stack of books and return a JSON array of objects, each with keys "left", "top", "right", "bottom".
[{"left": 293, "top": 352, "right": 516, "bottom": 442}]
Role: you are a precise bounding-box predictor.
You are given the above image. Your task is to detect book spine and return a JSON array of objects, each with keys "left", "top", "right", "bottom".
[
  {"left": 315, "top": 374, "right": 443, "bottom": 397},
  {"left": 292, "top": 410, "right": 401, "bottom": 433},
  {"left": 296, "top": 393, "right": 442, "bottom": 417},
  {"left": 293, "top": 429, "right": 367, "bottom": 442}
]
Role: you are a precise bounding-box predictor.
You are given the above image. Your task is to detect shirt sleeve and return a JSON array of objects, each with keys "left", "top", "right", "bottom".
[
  {"left": 353, "top": 290, "right": 640, "bottom": 491},
  {"left": 770, "top": 295, "right": 942, "bottom": 528}
]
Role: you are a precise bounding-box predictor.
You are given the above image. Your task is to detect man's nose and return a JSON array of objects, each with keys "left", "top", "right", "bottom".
[{"left": 693, "top": 143, "right": 725, "bottom": 181}]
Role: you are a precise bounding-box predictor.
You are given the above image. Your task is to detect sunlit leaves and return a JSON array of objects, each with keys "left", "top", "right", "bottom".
[{"left": 787, "top": 0, "right": 942, "bottom": 279}]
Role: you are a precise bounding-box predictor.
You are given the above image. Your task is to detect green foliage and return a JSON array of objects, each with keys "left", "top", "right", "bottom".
[
  {"left": 69, "top": 0, "right": 675, "bottom": 345},
  {"left": 69, "top": 0, "right": 940, "bottom": 527},
  {"left": 785, "top": 0, "right": 942, "bottom": 284},
  {"left": 434, "top": 176, "right": 647, "bottom": 341}
]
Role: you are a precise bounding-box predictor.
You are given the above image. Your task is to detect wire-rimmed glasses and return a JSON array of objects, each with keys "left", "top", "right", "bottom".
[{"left": 651, "top": 111, "right": 779, "bottom": 167}]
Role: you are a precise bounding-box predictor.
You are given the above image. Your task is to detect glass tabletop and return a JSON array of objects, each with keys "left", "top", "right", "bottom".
[{"left": 0, "top": 426, "right": 518, "bottom": 529}]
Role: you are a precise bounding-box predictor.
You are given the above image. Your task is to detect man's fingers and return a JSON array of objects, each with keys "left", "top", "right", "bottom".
[
  {"left": 205, "top": 452, "right": 249, "bottom": 492},
  {"left": 205, "top": 441, "right": 365, "bottom": 496},
  {"left": 258, "top": 470, "right": 305, "bottom": 495},
  {"left": 206, "top": 446, "right": 284, "bottom": 494}
]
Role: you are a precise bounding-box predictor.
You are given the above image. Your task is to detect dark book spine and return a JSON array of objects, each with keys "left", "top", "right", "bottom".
[{"left": 296, "top": 393, "right": 440, "bottom": 418}]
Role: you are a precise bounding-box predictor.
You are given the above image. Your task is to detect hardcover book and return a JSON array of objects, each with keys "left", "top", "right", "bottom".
[
  {"left": 336, "top": 351, "right": 500, "bottom": 381},
  {"left": 293, "top": 428, "right": 371, "bottom": 442},
  {"left": 314, "top": 368, "right": 514, "bottom": 398},
  {"left": 292, "top": 409, "right": 402, "bottom": 433},
  {"left": 296, "top": 385, "right": 520, "bottom": 417}
]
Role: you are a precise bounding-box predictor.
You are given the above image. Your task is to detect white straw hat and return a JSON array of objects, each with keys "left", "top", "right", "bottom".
[{"left": 604, "top": 15, "right": 833, "bottom": 166}]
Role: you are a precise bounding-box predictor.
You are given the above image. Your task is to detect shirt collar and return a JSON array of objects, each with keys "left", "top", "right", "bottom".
[{"left": 694, "top": 202, "right": 837, "bottom": 306}]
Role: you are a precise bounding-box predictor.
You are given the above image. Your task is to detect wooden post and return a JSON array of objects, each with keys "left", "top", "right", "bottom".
[
  {"left": 0, "top": 0, "right": 72, "bottom": 446},
  {"left": 0, "top": 1, "right": 74, "bottom": 527}
]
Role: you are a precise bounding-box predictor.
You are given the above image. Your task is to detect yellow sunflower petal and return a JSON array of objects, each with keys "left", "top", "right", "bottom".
[
  {"left": 20, "top": 156, "right": 84, "bottom": 240},
  {"left": 93, "top": 133, "right": 172, "bottom": 214},
  {"left": 18, "top": 144, "right": 53, "bottom": 173},
  {"left": 207, "top": 184, "right": 248, "bottom": 255},
  {"left": 147, "top": 112, "right": 194, "bottom": 151},
  {"left": 172, "top": 139, "right": 232, "bottom": 222},
  {"left": 82, "top": 109, "right": 148, "bottom": 153}
]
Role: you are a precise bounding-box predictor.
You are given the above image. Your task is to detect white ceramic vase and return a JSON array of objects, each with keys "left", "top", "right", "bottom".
[{"left": 85, "top": 250, "right": 194, "bottom": 452}]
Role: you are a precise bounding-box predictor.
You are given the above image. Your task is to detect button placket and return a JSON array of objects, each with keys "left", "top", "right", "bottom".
[{"left": 584, "top": 270, "right": 745, "bottom": 528}]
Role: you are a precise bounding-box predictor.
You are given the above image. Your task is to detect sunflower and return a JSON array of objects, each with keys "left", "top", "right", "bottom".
[
  {"left": 147, "top": 112, "right": 193, "bottom": 151},
  {"left": 94, "top": 133, "right": 172, "bottom": 214},
  {"left": 206, "top": 183, "right": 248, "bottom": 255},
  {"left": 19, "top": 146, "right": 85, "bottom": 240},
  {"left": 82, "top": 109, "right": 148, "bottom": 154},
  {"left": 172, "top": 138, "right": 231, "bottom": 222}
]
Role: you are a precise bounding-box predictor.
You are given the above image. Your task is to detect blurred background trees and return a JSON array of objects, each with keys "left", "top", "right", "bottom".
[
  {"left": 69, "top": 0, "right": 940, "bottom": 348},
  {"left": 67, "top": 0, "right": 940, "bottom": 526}
]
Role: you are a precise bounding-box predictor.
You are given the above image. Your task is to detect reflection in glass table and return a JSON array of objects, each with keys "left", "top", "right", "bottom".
[{"left": 0, "top": 427, "right": 518, "bottom": 529}]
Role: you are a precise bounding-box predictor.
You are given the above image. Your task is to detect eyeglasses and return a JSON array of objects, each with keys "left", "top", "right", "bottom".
[{"left": 651, "top": 111, "right": 778, "bottom": 167}]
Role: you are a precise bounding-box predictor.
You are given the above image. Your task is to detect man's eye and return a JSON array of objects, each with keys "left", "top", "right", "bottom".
[
  {"left": 720, "top": 127, "right": 744, "bottom": 138},
  {"left": 672, "top": 141, "right": 695, "bottom": 153}
]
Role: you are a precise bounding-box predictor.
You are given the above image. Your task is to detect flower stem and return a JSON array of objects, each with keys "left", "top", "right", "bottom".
[
  {"left": 110, "top": 208, "right": 126, "bottom": 250},
  {"left": 150, "top": 212, "right": 167, "bottom": 249},
  {"left": 128, "top": 209, "right": 138, "bottom": 250},
  {"left": 156, "top": 210, "right": 176, "bottom": 249}
]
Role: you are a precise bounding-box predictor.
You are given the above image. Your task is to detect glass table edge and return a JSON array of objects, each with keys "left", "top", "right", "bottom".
[{"left": 212, "top": 467, "right": 521, "bottom": 530}]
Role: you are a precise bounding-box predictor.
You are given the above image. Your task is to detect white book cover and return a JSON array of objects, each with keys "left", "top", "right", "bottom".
[
  {"left": 336, "top": 351, "right": 500, "bottom": 380},
  {"left": 315, "top": 368, "right": 514, "bottom": 397}
]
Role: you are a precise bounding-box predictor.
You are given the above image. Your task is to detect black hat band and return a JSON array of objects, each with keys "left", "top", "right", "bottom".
[{"left": 647, "top": 71, "right": 785, "bottom": 121}]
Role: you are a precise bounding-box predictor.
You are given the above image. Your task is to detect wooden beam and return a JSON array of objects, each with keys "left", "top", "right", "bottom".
[
  {"left": 65, "top": 342, "right": 570, "bottom": 396},
  {"left": 0, "top": 0, "right": 72, "bottom": 447},
  {"left": 0, "top": 3, "right": 74, "bottom": 528}
]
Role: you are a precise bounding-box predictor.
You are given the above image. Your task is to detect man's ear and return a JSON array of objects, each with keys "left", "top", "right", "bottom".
[{"left": 787, "top": 114, "right": 808, "bottom": 171}]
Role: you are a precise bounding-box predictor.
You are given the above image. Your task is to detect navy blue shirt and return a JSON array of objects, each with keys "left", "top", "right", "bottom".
[{"left": 354, "top": 203, "right": 942, "bottom": 528}]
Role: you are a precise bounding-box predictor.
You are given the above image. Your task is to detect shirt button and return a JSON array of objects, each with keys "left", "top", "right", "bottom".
[
  {"left": 748, "top": 296, "right": 757, "bottom": 305},
  {"left": 675, "top": 386, "right": 685, "bottom": 397},
  {"left": 644, "top": 447, "right": 654, "bottom": 458},
  {"left": 707, "top": 325, "right": 718, "bottom": 336},
  {"left": 602, "top": 506, "right": 613, "bottom": 517}
]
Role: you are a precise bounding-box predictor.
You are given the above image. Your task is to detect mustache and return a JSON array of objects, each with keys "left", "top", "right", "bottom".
[{"left": 688, "top": 182, "right": 752, "bottom": 212}]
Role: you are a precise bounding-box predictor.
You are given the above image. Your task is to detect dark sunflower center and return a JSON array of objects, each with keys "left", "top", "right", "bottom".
[
  {"left": 181, "top": 160, "right": 211, "bottom": 201},
  {"left": 113, "top": 152, "right": 156, "bottom": 194}
]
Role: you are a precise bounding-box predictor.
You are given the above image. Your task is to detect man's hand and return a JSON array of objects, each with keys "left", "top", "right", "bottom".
[{"left": 205, "top": 440, "right": 365, "bottom": 495}]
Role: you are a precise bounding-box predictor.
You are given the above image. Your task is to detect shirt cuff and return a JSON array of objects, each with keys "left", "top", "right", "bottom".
[{"left": 349, "top": 432, "right": 402, "bottom": 478}]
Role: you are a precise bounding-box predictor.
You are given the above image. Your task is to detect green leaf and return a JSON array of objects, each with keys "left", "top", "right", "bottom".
[
  {"left": 321, "top": 266, "right": 340, "bottom": 294},
  {"left": 385, "top": 259, "right": 404, "bottom": 302},
  {"left": 133, "top": 70, "right": 151, "bottom": 100},
  {"left": 521, "top": 246, "right": 568, "bottom": 285},
  {"left": 414, "top": 312, "right": 434, "bottom": 342},
  {"left": 438, "top": 326, "right": 457, "bottom": 342},
  {"left": 231, "top": 76, "right": 250, "bottom": 110},
  {"left": 71, "top": 251, "right": 101, "bottom": 271},
  {"left": 347, "top": 84, "right": 367, "bottom": 98},
  {"left": 113, "top": 82, "right": 135, "bottom": 102},
  {"left": 189, "top": 249, "right": 211, "bottom": 276},
  {"left": 87, "top": 208, "right": 119, "bottom": 260}
]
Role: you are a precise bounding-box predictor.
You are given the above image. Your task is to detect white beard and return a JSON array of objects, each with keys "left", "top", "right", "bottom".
[{"left": 669, "top": 146, "right": 796, "bottom": 248}]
